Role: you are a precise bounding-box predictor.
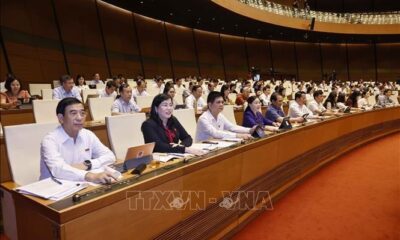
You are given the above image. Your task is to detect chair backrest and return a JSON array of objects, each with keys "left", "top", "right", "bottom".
[
  {"left": 88, "top": 97, "right": 114, "bottom": 121},
  {"left": 368, "top": 95, "right": 376, "bottom": 105},
  {"left": 389, "top": 95, "right": 399, "bottom": 105},
  {"left": 136, "top": 96, "right": 154, "bottom": 108},
  {"left": 52, "top": 80, "right": 60, "bottom": 88},
  {"left": 228, "top": 93, "right": 237, "bottom": 103},
  {"left": 32, "top": 99, "right": 60, "bottom": 123},
  {"left": 222, "top": 105, "right": 236, "bottom": 125},
  {"left": 106, "top": 113, "right": 146, "bottom": 160},
  {"left": 41, "top": 89, "right": 53, "bottom": 100},
  {"left": 29, "top": 84, "right": 52, "bottom": 96},
  {"left": 173, "top": 108, "right": 197, "bottom": 139},
  {"left": 82, "top": 89, "right": 99, "bottom": 103},
  {"left": 4, "top": 122, "right": 59, "bottom": 185}
]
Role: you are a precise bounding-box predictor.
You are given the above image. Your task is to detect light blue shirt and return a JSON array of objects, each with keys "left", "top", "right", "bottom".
[
  {"left": 53, "top": 86, "right": 82, "bottom": 101},
  {"left": 111, "top": 97, "right": 141, "bottom": 113}
]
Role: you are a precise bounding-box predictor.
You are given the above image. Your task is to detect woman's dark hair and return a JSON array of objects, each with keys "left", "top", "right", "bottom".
[
  {"left": 245, "top": 96, "right": 259, "bottom": 112},
  {"left": 323, "top": 92, "right": 337, "bottom": 108},
  {"left": 75, "top": 75, "right": 85, "bottom": 86},
  {"left": 56, "top": 97, "right": 82, "bottom": 115},
  {"left": 4, "top": 75, "right": 21, "bottom": 92},
  {"left": 119, "top": 84, "right": 130, "bottom": 93},
  {"left": 163, "top": 84, "right": 175, "bottom": 95},
  {"left": 207, "top": 91, "right": 223, "bottom": 104},
  {"left": 220, "top": 85, "right": 230, "bottom": 101},
  {"left": 150, "top": 94, "right": 174, "bottom": 127}
]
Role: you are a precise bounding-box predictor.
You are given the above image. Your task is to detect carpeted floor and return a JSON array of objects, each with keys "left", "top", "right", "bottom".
[{"left": 233, "top": 133, "right": 400, "bottom": 240}]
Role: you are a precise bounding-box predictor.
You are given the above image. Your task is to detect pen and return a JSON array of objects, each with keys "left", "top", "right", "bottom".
[
  {"left": 51, "top": 177, "right": 63, "bottom": 185},
  {"left": 202, "top": 141, "right": 219, "bottom": 145}
]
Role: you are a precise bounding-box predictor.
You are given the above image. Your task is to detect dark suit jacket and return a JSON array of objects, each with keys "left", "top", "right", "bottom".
[{"left": 141, "top": 117, "right": 193, "bottom": 153}]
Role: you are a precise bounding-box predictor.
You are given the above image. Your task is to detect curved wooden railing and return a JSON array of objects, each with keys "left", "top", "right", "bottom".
[{"left": 212, "top": 0, "right": 400, "bottom": 34}]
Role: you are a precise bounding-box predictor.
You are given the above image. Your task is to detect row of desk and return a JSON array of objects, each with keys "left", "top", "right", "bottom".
[{"left": 0, "top": 106, "right": 398, "bottom": 239}]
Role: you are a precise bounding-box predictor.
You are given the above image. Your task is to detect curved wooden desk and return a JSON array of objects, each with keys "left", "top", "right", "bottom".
[{"left": 1, "top": 107, "right": 399, "bottom": 240}]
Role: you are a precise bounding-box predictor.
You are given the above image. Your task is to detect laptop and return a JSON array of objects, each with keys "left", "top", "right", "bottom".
[
  {"left": 279, "top": 117, "right": 292, "bottom": 130},
  {"left": 112, "top": 142, "right": 155, "bottom": 173}
]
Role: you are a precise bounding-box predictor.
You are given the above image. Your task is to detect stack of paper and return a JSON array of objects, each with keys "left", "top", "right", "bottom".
[{"left": 16, "top": 178, "right": 88, "bottom": 201}]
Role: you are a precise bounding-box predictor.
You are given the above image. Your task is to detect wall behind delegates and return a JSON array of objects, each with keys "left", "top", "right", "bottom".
[
  {"left": 165, "top": 23, "right": 199, "bottom": 77},
  {"left": 1, "top": 0, "right": 66, "bottom": 87},
  {"left": 194, "top": 29, "right": 225, "bottom": 79},
  {"left": 245, "top": 38, "right": 273, "bottom": 78},
  {"left": 220, "top": 34, "right": 248, "bottom": 80},
  {"left": 347, "top": 43, "right": 376, "bottom": 81},
  {"left": 296, "top": 42, "right": 322, "bottom": 81},
  {"left": 54, "top": 0, "right": 109, "bottom": 79},
  {"left": 270, "top": 40, "right": 297, "bottom": 79},
  {"left": 376, "top": 43, "right": 400, "bottom": 82},
  {"left": 135, "top": 14, "right": 172, "bottom": 78},
  {"left": 320, "top": 43, "right": 349, "bottom": 81},
  {"left": 97, "top": 1, "right": 143, "bottom": 77}
]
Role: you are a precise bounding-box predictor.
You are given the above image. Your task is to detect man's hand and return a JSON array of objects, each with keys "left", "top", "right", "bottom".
[{"left": 85, "top": 171, "right": 117, "bottom": 184}]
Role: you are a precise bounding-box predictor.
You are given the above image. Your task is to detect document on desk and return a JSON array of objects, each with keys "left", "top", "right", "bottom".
[
  {"left": 16, "top": 178, "right": 88, "bottom": 201},
  {"left": 153, "top": 153, "right": 193, "bottom": 162}
]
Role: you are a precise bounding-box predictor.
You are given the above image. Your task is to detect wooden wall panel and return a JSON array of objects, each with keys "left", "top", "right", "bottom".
[
  {"left": 195, "top": 30, "right": 224, "bottom": 79},
  {"left": 347, "top": 43, "right": 375, "bottom": 81},
  {"left": 376, "top": 43, "right": 400, "bottom": 82},
  {"left": 0, "top": 44, "right": 8, "bottom": 81},
  {"left": 245, "top": 38, "right": 272, "bottom": 76},
  {"left": 135, "top": 14, "right": 171, "bottom": 78},
  {"left": 165, "top": 23, "right": 198, "bottom": 78},
  {"left": 220, "top": 34, "right": 248, "bottom": 80},
  {"left": 270, "top": 40, "right": 297, "bottom": 79},
  {"left": 1, "top": 0, "right": 65, "bottom": 87},
  {"left": 55, "top": 0, "right": 108, "bottom": 79},
  {"left": 320, "top": 43, "right": 348, "bottom": 81},
  {"left": 98, "top": 1, "right": 142, "bottom": 78},
  {"left": 296, "top": 42, "right": 322, "bottom": 81}
]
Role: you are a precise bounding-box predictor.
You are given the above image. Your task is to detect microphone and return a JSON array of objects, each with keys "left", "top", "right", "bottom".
[{"left": 130, "top": 163, "right": 146, "bottom": 176}]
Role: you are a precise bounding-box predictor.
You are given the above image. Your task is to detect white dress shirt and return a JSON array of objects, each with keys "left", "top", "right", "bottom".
[
  {"left": 40, "top": 126, "right": 115, "bottom": 181},
  {"left": 307, "top": 99, "right": 326, "bottom": 114},
  {"left": 76, "top": 85, "right": 89, "bottom": 93},
  {"left": 185, "top": 94, "right": 206, "bottom": 110},
  {"left": 259, "top": 93, "right": 271, "bottom": 106},
  {"left": 112, "top": 97, "right": 141, "bottom": 113},
  {"left": 288, "top": 101, "right": 314, "bottom": 118},
  {"left": 98, "top": 89, "right": 117, "bottom": 98},
  {"left": 132, "top": 88, "right": 150, "bottom": 98},
  {"left": 195, "top": 110, "right": 251, "bottom": 142},
  {"left": 174, "top": 84, "right": 186, "bottom": 95},
  {"left": 154, "top": 83, "right": 165, "bottom": 94},
  {"left": 357, "top": 98, "right": 369, "bottom": 108},
  {"left": 53, "top": 86, "right": 82, "bottom": 101}
]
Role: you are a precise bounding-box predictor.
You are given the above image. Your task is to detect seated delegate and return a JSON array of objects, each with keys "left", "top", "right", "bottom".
[
  {"left": 0, "top": 75, "right": 31, "bottom": 109},
  {"left": 40, "top": 98, "right": 117, "bottom": 184},
  {"left": 112, "top": 84, "right": 141, "bottom": 114},
  {"left": 242, "top": 96, "right": 279, "bottom": 131},
  {"left": 53, "top": 74, "right": 82, "bottom": 101},
  {"left": 141, "top": 94, "right": 205, "bottom": 155},
  {"left": 196, "top": 91, "right": 256, "bottom": 142}
]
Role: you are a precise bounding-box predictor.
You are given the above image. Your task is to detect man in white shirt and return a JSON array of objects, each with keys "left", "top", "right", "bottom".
[
  {"left": 259, "top": 85, "right": 272, "bottom": 106},
  {"left": 112, "top": 84, "right": 141, "bottom": 114},
  {"left": 92, "top": 73, "right": 104, "bottom": 85},
  {"left": 98, "top": 81, "right": 117, "bottom": 98},
  {"left": 307, "top": 90, "right": 327, "bottom": 115},
  {"left": 196, "top": 91, "right": 256, "bottom": 142},
  {"left": 53, "top": 75, "right": 82, "bottom": 101},
  {"left": 185, "top": 85, "right": 206, "bottom": 112},
  {"left": 288, "top": 91, "right": 315, "bottom": 122},
  {"left": 203, "top": 82, "right": 214, "bottom": 97},
  {"left": 154, "top": 76, "right": 165, "bottom": 94},
  {"left": 40, "top": 98, "right": 116, "bottom": 184},
  {"left": 174, "top": 77, "right": 186, "bottom": 96},
  {"left": 377, "top": 89, "right": 394, "bottom": 107},
  {"left": 132, "top": 80, "right": 149, "bottom": 99}
]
